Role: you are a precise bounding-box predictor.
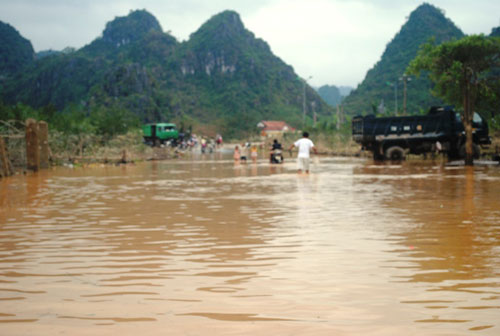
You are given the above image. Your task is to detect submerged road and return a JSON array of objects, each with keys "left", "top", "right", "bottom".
[{"left": 1, "top": 154, "right": 499, "bottom": 335}]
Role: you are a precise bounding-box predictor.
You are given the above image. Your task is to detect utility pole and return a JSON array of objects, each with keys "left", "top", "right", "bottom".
[
  {"left": 336, "top": 105, "right": 341, "bottom": 130},
  {"left": 311, "top": 101, "right": 316, "bottom": 126},
  {"left": 386, "top": 81, "right": 398, "bottom": 116},
  {"left": 399, "top": 74, "right": 411, "bottom": 115},
  {"left": 394, "top": 81, "right": 398, "bottom": 116},
  {"left": 303, "top": 76, "right": 312, "bottom": 128}
]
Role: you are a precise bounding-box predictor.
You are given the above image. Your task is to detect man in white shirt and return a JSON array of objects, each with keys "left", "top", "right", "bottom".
[{"left": 289, "top": 131, "right": 317, "bottom": 174}]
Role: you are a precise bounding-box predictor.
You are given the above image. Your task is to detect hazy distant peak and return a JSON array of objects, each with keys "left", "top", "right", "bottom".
[
  {"left": 102, "top": 9, "right": 163, "bottom": 47},
  {"left": 491, "top": 27, "right": 500, "bottom": 37}
]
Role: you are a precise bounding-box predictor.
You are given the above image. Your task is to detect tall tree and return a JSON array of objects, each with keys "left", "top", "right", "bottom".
[{"left": 408, "top": 35, "right": 500, "bottom": 165}]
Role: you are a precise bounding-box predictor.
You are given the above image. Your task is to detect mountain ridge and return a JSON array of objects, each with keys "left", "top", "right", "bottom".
[
  {"left": 2, "top": 5, "right": 497, "bottom": 136},
  {"left": 342, "top": 3, "right": 464, "bottom": 116},
  {"left": 0, "top": 9, "right": 330, "bottom": 137},
  {"left": 0, "top": 21, "right": 35, "bottom": 78}
]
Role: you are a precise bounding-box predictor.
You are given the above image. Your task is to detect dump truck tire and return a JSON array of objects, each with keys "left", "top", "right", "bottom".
[{"left": 385, "top": 146, "right": 405, "bottom": 161}]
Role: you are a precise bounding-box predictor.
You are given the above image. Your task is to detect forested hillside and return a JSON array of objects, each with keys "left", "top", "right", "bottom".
[
  {"left": 342, "top": 3, "right": 464, "bottom": 116},
  {"left": 0, "top": 21, "right": 34, "bottom": 78},
  {"left": 0, "top": 10, "right": 331, "bottom": 138}
]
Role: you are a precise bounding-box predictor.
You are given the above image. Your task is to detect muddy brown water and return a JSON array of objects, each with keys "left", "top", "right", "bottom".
[{"left": 1, "top": 154, "right": 499, "bottom": 335}]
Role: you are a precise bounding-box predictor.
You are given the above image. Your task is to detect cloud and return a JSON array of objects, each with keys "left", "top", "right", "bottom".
[{"left": 244, "top": 0, "right": 410, "bottom": 86}]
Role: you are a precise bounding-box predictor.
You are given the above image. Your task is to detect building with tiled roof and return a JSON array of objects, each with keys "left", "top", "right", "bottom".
[{"left": 257, "top": 121, "right": 295, "bottom": 137}]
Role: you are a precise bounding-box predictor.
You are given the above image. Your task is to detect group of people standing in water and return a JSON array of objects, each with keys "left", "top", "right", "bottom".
[{"left": 233, "top": 142, "right": 259, "bottom": 163}]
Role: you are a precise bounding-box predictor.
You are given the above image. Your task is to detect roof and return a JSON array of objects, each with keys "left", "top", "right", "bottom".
[
  {"left": 257, "top": 121, "right": 294, "bottom": 132},
  {"left": 144, "top": 123, "right": 176, "bottom": 127}
]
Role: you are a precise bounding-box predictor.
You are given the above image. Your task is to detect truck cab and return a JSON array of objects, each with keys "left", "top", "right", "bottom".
[
  {"left": 142, "top": 123, "right": 179, "bottom": 146},
  {"left": 455, "top": 112, "right": 491, "bottom": 146}
]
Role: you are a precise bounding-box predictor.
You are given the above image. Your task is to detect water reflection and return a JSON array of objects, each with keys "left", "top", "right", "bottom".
[
  {"left": 358, "top": 162, "right": 500, "bottom": 332},
  {"left": 0, "top": 157, "right": 499, "bottom": 335}
]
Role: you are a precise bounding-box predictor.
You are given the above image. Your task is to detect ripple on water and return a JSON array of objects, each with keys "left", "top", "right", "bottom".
[{"left": 0, "top": 158, "right": 499, "bottom": 335}]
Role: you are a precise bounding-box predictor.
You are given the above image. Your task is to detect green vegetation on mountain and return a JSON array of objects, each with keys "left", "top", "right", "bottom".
[
  {"left": 0, "top": 10, "right": 331, "bottom": 139},
  {"left": 342, "top": 3, "right": 464, "bottom": 116},
  {"left": 172, "top": 11, "right": 329, "bottom": 135},
  {"left": 0, "top": 21, "right": 34, "bottom": 78}
]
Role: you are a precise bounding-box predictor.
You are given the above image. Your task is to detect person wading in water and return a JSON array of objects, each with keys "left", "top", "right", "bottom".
[{"left": 289, "top": 131, "right": 317, "bottom": 174}]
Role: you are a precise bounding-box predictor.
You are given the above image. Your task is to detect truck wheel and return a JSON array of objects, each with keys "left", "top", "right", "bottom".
[{"left": 385, "top": 146, "right": 405, "bottom": 161}]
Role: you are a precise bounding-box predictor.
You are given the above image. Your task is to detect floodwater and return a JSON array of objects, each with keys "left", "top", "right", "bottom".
[{"left": 1, "top": 153, "right": 499, "bottom": 336}]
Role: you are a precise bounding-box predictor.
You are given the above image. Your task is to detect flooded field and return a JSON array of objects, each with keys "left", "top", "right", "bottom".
[{"left": 1, "top": 154, "right": 499, "bottom": 335}]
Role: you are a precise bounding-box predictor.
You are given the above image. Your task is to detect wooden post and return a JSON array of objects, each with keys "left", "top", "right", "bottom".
[
  {"left": 0, "top": 137, "right": 13, "bottom": 177},
  {"left": 120, "top": 149, "right": 128, "bottom": 164},
  {"left": 38, "top": 121, "right": 49, "bottom": 169},
  {"left": 25, "top": 118, "right": 39, "bottom": 172}
]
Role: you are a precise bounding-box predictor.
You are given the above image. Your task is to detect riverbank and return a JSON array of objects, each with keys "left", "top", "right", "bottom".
[{"left": 3, "top": 128, "right": 499, "bottom": 176}]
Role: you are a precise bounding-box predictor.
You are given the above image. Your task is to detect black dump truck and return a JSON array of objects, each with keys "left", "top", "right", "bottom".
[{"left": 352, "top": 106, "right": 491, "bottom": 160}]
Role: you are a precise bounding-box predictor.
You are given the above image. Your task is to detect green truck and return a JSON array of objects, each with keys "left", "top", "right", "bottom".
[{"left": 142, "top": 123, "right": 179, "bottom": 146}]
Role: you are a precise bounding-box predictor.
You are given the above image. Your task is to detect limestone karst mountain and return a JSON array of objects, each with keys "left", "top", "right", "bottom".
[
  {"left": 0, "top": 10, "right": 330, "bottom": 137},
  {"left": 342, "top": 3, "right": 464, "bottom": 116}
]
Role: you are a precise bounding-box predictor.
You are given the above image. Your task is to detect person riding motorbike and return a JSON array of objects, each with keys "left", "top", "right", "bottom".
[{"left": 270, "top": 139, "right": 284, "bottom": 164}]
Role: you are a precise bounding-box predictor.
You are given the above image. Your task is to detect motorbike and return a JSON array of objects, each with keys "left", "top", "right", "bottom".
[{"left": 270, "top": 148, "right": 284, "bottom": 164}]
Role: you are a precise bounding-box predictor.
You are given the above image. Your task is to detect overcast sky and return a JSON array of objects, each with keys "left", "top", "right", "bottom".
[{"left": 1, "top": 0, "right": 499, "bottom": 87}]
